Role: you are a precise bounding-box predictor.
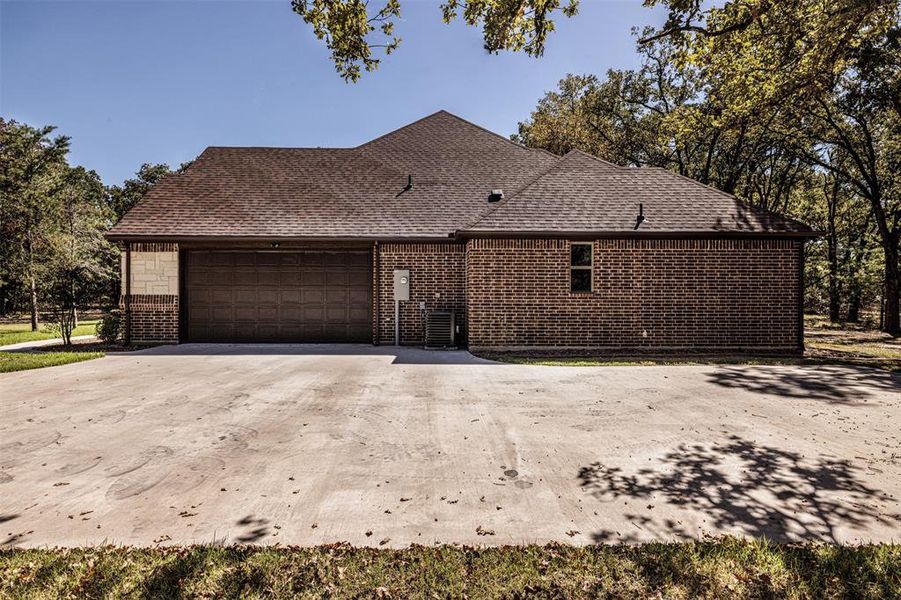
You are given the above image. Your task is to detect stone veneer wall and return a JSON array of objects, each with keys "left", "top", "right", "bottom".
[{"left": 121, "top": 243, "right": 179, "bottom": 344}]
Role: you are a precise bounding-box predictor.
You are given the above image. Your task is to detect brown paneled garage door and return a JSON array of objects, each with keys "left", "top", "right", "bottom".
[{"left": 185, "top": 251, "right": 372, "bottom": 342}]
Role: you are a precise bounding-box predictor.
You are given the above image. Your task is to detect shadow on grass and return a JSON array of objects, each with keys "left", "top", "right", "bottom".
[
  {"left": 706, "top": 364, "right": 900, "bottom": 403},
  {"left": 136, "top": 550, "right": 212, "bottom": 598},
  {"left": 3, "top": 541, "right": 899, "bottom": 598},
  {"left": 579, "top": 434, "right": 897, "bottom": 543}
]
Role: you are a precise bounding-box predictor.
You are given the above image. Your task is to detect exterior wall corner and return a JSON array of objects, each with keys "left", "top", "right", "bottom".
[{"left": 121, "top": 242, "right": 180, "bottom": 344}]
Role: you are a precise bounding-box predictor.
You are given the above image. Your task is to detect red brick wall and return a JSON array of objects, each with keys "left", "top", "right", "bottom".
[
  {"left": 127, "top": 295, "right": 179, "bottom": 344},
  {"left": 120, "top": 237, "right": 802, "bottom": 351},
  {"left": 375, "top": 243, "right": 466, "bottom": 345},
  {"left": 466, "top": 238, "right": 802, "bottom": 353}
]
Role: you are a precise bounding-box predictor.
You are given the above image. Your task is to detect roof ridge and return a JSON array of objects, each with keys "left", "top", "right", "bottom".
[
  {"left": 529, "top": 146, "right": 560, "bottom": 158},
  {"left": 460, "top": 151, "right": 574, "bottom": 231},
  {"left": 646, "top": 168, "right": 736, "bottom": 199},
  {"left": 564, "top": 148, "right": 624, "bottom": 169},
  {"left": 356, "top": 110, "right": 450, "bottom": 149},
  {"left": 437, "top": 110, "right": 541, "bottom": 155},
  {"left": 357, "top": 109, "right": 538, "bottom": 156},
  {"left": 204, "top": 145, "right": 353, "bottom": 151}
]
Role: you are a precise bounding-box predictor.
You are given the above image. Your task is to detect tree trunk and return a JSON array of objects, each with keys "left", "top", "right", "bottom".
[
  {"left": 846, "top": 288, "right": 862, "bottom": 323},
  {"left": 29, "top": 273, "right": 39, "bottom": 332},
  {"left": 827, "top": 196, "right": 840, "bottom": 322},
  {"left": 866, "top": 188, "right": 899, "bottom": 336},
  {"left": 884, "top": 244, "right": 900, "bottom": 336},
  {"left": 63, "top": 305, "right": 75, "bottom": 346},
  {"left": 26, "top": 232, "right": 40, "bottom": 331}
]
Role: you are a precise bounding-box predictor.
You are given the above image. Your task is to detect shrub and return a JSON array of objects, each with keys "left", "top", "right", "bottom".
[{"left": 96, "top": 310, "right": 122, "bottom": 344}]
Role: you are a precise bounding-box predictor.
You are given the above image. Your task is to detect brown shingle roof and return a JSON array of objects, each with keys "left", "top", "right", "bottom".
[
  {"left": 108, "top": 112, "right": 812, "bottom": 240},
  {"left": 464, "top": 150, "right": 813, "bottom": 235}
]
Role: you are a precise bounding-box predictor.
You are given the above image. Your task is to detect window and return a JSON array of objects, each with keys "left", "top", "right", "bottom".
[{"left": 570, "top": 243, "right": 593, "bottom": 292}]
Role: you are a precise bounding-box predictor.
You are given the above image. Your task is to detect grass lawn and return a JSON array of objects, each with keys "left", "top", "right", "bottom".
[
  {"left": 0, "top": 351, "right": 104, "bottom": 373},
  {"left": 1, "top": 539, "right": 898, "bottom": 599},
  {"left": 0, "top": 320, "right": 99, "bottom": 346},
  {"left": 482, "top": 355, "right": 791, "bottom": 367},
  {"left": 479, "top": 316, "right": 901, "bottom": 372}
]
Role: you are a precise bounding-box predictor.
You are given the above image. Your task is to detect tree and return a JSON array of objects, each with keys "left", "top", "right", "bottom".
[
  {"left": 513, "top": 36, "right": 708, "bottom": 169},
  {"left": 641, "top": 0, "right": 897, "bottom": 117},
  {"left": 788, "top": 41, "right": 900, "bottom": 333},
  {"left": 292, "top": 0, "right": 579, "bottom": 81},
  {"left": 0, "top": 119, "right": 70, "bottom": 330},
  {"left": 514, "top": 35, "right": 812, "bottom": 209},
  {"left": 514, "top": 25, "right": 901, "bottom": 328},
  {"left": 796, "top": 168, "right": 879, "bottom": 324},
  {"left": 106, "top": 163, "right": 176, "bottom": 222},
  {"left": 45, "top": 166, "right": 114, "bottom": 344},
  {"left": 643, "top": 0, "right": 901, "bottom": 334},
  {"left": 102, "top": 162, "right": 186, "bottom": 305}
]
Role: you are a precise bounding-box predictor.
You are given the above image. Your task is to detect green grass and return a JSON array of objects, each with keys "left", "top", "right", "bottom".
[
  {"left": 808, "top": 341, "right": 901, "bottom": 360},
  {"left": 480, "top": 316, "right": 901, "bottom": 371},
  {"left": 0, "top": 320, "right": 99, "bottom": 346},
  {"left": 483, "top": 352, "right": 901, "bottom": 373},
  {"left": 481, "top": 354, "right": 797, "bottom": 367},
  {"left": 0, "top": 351, "right": 104, "bottom": 373},
  {"left": 489, "top": 356, "right": 667, "bottom": 366},
  {"left": 1, "top": 539, "right": 898, "bottom": 599}
]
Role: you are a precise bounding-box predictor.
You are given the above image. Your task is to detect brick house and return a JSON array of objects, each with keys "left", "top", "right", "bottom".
[{"left": 108, "top": 111, "right": 815, "bottom": 353}]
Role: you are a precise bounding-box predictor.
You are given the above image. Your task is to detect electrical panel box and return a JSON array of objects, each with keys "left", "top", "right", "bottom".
[{"left": 393, "top": 269, "right": 410, "bottom": 301}]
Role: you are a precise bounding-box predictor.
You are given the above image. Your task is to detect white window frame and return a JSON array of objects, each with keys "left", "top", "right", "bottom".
[{"left": 570, "top": 242, "right": 593, "bottom": 293}]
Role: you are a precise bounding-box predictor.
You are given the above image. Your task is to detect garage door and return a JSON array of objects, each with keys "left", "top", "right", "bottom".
[{"left": 185, "top": 251, "right": 372, "bottom": 342}]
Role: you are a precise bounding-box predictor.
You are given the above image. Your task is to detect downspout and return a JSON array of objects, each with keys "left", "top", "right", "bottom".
[
  {"left": 124, "top": 242, "right": 132, "bottom": 346},
  {"left": 373, "top": 241, "right": 380, "bottom": 345},
  {"left": 462, "top": 238, "right": 468, "bottom": 348},
  {"left": 797, "top": 240, "right": 805, "bottom": 354}
]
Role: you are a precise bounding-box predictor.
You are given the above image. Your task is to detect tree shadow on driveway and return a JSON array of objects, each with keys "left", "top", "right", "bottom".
[
  {"left": 579, "top": 435, "right": 898, "bottom": 543},
  {"left": 706, "top": 364, "right": 900, "bottom": 404}
]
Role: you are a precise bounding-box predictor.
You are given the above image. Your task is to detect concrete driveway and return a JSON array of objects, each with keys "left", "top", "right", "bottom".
[{"left": 1, "top": 344, "right": 899, "bottom": 548}]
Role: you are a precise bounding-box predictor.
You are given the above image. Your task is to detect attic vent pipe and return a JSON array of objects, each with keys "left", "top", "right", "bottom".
[
  {"left": 488, "top": 189, "right": 504, "bottom": 203},
  {"left": 395, "top": 174, "right": 413, "bottom": 197}
]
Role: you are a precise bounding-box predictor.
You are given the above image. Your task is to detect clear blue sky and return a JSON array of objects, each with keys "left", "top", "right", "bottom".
[{"left": 1, "top": 0, "right": 664, "bottom": 185}]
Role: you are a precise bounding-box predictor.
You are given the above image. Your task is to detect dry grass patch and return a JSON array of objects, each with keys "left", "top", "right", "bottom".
[{"left": 1, "top": 539, "right": 899, "bottom": 599}]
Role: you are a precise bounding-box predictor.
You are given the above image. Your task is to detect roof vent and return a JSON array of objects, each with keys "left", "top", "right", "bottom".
[
  {"left": 488, "top": 189, "right": 504, "bottom": 203},
  {"left": 395, "top": 174, "right": 413, "bottom": 198},
  {"left": 634, "top": 203, "right": 648, "bottom": 230}
]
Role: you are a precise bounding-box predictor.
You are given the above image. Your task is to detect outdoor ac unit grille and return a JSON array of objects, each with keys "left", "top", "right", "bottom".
[{"left": 425, "top": 310, "right": 456, "bottom": 348}]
